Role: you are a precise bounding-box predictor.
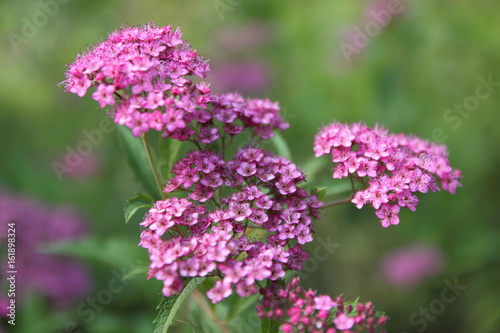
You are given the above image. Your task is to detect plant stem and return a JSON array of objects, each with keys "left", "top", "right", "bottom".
[
  {"left": 321, "top": 196, "right": 353, "bottom": 209},
  {"left": 141, "top": 133, "right": 165, "bottom": 198},
  {"left": 321, "top": 176, "right": 356, "bottom": 209}
]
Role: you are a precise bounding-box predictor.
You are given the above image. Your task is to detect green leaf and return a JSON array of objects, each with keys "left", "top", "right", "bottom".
[
  {"left": 188, "top": 299, "right": 221, "bottom": 333},
  {"left": 271, "top": 132, "right": 292, "bottom": 160},
  {"left": 116, "top": 126, "right": 161, "bottom": 199},
  {"left": 159, "top": 137, "right": 182, "bottom": 182},
  {"left": 154, "top": 277, "right": 205, "bottom": 333},
  {"left": 261, "top": 317, "right": 281, "bottom": 333},
  {"left": 311, "top": 186, "right": 328, "bottom": 201},
  {"left": 226, "top": 293, "right": 260, "bottom": 322},
  {"left": 124, "top": 193, "right": 154, "bottom": 223}
]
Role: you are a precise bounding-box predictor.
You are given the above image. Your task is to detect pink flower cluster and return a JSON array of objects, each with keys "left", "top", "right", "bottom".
[
  {"left": 63, "top": 23, "right": 288, "bottom": 140},
  {"left": 314, "top": 123, "right": 461, "bottom": 227},
  {"left": 139, "top": 148, "right": 322, "bottom": 302},
  {"left": 180, "top": 92, "right": 289, "bottom": 142},
  {"left": 257, "top": 278, "right": 387, "bottom": 333}
]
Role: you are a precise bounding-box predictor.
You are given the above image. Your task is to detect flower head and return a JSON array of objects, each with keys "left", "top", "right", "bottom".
[
  {"left": 140, "top": 148, "right": 321, "bottom": 302},
  {"left": 63, "top": 23, "right": 288, "bottom": 141},
  {"left": 257, "top": 277, "right": 386, "bottom": 332},
  {"left": 314, "top": 122, "right": 461, "bottom": 227}
]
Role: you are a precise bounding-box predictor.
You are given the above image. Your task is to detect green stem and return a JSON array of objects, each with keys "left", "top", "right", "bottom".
[
  {"left": 141, "top": 133, "right": 165, "bottom": 198},
  {"left": 321, "top": 196, "right": 353, "bottom": 209},
  {"left": 321, "top": 176, "right": 356, "bottom": 209}
]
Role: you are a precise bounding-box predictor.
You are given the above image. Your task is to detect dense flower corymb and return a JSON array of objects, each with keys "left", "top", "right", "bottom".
[
  {"left": 257, "top": 277, "right": 387, "bottom": 332},
  {"left": 139, "top": 148, "right": 322, "bottom": 302},
  {"left": 63, "top": 23, "right": 288, "bottom": 140},
  {"left": 314, "top": 123, "right": 461, "bottom": 227},
  {"left": 62, "top": 23, "right": 208, "bottom": 137}
]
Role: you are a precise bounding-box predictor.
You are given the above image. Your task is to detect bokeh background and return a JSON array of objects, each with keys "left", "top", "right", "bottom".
[{"left": 1, "top": 0, "right": 499, "bottom": 332}]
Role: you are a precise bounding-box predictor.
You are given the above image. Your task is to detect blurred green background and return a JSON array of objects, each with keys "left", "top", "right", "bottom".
[{"left": 1, "top": 0, "right": 499, "bottom": 332}]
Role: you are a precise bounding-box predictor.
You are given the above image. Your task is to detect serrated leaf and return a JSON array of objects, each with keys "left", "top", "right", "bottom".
[
  {"left": 124, "top": 193, "right": 154, "bottom": 223},
  {"left": 261, "top": 317, "right": 281, "bottom": 333},
  {"left": 154, "top": 277, "right": 205, "bottom": 333},
  {"left": 270, "top": 132, "right": 292, "bottom": 160},
  {"left": 116, "top": 126, "right": 162, "bottom": 199}
]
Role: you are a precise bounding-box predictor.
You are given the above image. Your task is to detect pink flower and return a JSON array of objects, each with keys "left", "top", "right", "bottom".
[
  {"left": 236, "top": 161, "right": 257, "bottom": 177},
  {"left": 334, "top": 313, "right": 355, "bottom": 330},
  {"left": 375, "top": 203, "right": 400, "bottom": 227},
  {"left": 314, "top": 295, "right": 335, "bottom": 311},
  {"left": 143, "top": 91, "right": 165, "bottom": 109},
  {"left": 92, "top": 84, "right": 115, "bottom": 108},
  {"left": 228, "top": 202, "right": 252, "bottom": 222}
]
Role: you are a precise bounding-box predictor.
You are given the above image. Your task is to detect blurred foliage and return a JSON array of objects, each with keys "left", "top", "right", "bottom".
[{"left": 1, "top": 0, "right": 499, "bottom": 332}]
